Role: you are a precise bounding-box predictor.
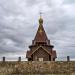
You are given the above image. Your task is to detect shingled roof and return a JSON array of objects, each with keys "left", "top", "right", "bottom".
[{"left": 33, "top": 17, "right": 49, "bottom": 44}]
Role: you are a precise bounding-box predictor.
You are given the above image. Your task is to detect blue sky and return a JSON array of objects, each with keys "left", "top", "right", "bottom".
[{"left": 0, "top": 0, "right": 75, "bottom": 61}]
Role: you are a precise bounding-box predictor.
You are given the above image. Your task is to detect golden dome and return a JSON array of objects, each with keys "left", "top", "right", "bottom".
[{"left": 39, "top": 17, "right": 43, "bottom": 24}]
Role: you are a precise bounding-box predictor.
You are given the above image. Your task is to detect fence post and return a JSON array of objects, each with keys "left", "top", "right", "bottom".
[
  {"left": 3, "top": 57, "right": 5, "bottom": 62},
  {"left": 18, "top": 57, "right": 21, "bottom": 62},
  {"left": 67, "top": 56, "right": 70, "bottom": 61}
]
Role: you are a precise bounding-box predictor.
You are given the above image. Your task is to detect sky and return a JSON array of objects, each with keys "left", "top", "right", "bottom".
[{"left": 0, "top": 0, "right": 75, "bottom": 61}]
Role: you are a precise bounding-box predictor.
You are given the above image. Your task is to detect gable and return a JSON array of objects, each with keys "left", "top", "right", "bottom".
[
  {"left": 30, "top": 46, "right": 51, "bottom": 56},
  {"left": 33, "top": 47, "right": 50, "bottom": 59}
]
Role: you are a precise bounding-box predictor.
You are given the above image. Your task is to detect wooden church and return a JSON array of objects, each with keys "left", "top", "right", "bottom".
[{"left": 26, "top": 15, "right": 57, "bottom": 61}]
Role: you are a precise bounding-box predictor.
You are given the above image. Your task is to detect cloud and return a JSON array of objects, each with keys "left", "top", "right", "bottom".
[
  {"left": 0, "top": 0, "right": 75, "bottom": 61},
  {"left": 64, "top": 0, "right": 75, "bottom": 4}
]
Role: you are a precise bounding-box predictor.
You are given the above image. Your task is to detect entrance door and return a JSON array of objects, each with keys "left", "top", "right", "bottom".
[{"left": 39, "top": 58, "right": 43, "bottom": 61}]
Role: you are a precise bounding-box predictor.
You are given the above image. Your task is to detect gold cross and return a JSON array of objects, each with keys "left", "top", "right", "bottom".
[{"left": 40, "top": 12, "right": 42, "bottom": 18}]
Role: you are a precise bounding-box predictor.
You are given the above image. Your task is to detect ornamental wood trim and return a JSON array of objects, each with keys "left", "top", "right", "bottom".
[{"left": 30, "top": 46, "right": 52, "bottom": 56}]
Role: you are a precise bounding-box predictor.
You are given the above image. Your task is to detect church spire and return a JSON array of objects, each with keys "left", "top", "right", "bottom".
[{"left": 32, "top": 13, "right": 50, "bottom": 45}]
